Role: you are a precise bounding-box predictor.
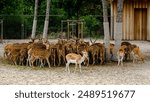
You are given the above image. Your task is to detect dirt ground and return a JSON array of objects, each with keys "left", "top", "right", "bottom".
[{"left": 0, "top": 39, "right": 150, "bottom": 85}]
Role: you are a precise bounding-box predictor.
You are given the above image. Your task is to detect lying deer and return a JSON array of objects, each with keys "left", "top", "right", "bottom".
[{"left": 65, "top": 51, "right": 88, "bottom": 73}]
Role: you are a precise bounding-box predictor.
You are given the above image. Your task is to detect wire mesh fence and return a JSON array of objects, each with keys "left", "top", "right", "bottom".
[{"left": 0, "top": 15, "right": 113, "bottom": 40}]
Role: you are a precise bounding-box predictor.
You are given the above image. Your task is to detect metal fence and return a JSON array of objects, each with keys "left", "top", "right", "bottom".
[
  {"left": 0, "top": 15, "right": 113, "bottom": 40},
  {"left": 0, "top": 19, "right": 3, "bottom": 42}
]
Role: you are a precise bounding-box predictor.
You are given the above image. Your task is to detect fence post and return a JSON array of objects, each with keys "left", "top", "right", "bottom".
[
  {"left": 81, "top": 22, "right": 83, "bottom": 39},
  {"left": 67, "top": 19, "right": 70, "bottom": 40},
  {"left": 0, "top": 20, "right": 3, "bottom": 43},
  {"left": 21, "top": 23, "right": 24, "bottom": 39}
]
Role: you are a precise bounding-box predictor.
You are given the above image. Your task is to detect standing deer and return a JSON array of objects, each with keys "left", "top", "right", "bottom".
[
  {"left": 65, "top": 51, "right": 88, "bottom": 73},
  {"left": 117, "top": 45, "right": 127, "bottom": 66}
]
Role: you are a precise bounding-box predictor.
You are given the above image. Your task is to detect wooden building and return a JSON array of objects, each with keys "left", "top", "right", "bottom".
[{"left": 110, "top": 0, "right": 150, "bottom": 40}]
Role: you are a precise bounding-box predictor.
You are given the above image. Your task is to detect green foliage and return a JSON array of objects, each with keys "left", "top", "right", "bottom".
[
  {"left": 80, "top": 15, "right": 103, "bottom": 38},
  {"left": 0, "top": 0, "right": 106, "bottom": 39},
  {"left": 3, "top": 16, "right": 24, "bottom": 39},
  {"left": 0, "top": 0, "right": 24, "bottom": 15},
  {"left": 0, "top": 0, "right": 25, "bottom": 38}
]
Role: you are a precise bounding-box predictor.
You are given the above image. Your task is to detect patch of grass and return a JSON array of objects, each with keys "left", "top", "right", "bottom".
[
  {"left": 0, "top": 56, "right": 51, "bottom": 70},
  {"left": 0, "top": 56, "right": 10, "bottom": 65}
]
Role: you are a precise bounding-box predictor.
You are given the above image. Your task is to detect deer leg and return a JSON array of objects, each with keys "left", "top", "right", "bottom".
[
  {"left": 86, "top": 57, "right": 89, "bottom": 67},
  {"left": 66, "top": 62, "right": 70, "bottom": 73},
  {"left": 28, "top": 58, "right": 31, "bottom": 67},
  {"left": 46, "top": 58, "right": 51, "bottom": 68},
  {"left": 30, "top": 57, "right": 35, "bottom": 67},
  {"left": 74, "top": 62, "right": 78, "bottom": 73},
  {"left": 100, "top": 55, "right": 103, "bottom": 65},
  {"left": 29, "top": 58, "right": 33, "bottom": 67},
  {"left": 26, "top": 55, "right": 30, "bottom": 66},
  {"left": 121, "top": 60, "right": 123, "bottom": 66},
  {"left": 133, "top": 57, "right": 135, "bottom": 63},
  {"left": 92, "top": 54, "right": 95, "bottom": 65},
  {"left": 121, "top": 59, "right": 123, "bottom": 66},
  {"left": 31, "top": 59, "right": 34, "bottom": 67},
  {"left": 63, "top": 55, "right": 66, "bottom": 65},
  {"left": 14, "top": 56, "right": 17, "bottom": 65},
  {"left": 40, "top": 59, "right": 44, "bottom": 68},
  {"left": 133, "top": 55, "right": 136, "bottom": 63},
  {"left": 87, "top": 57, "right": 89, "bottom": 66},
  {"left": 79, "top": 63, "right": 82, "bottom": 73},
  {"left": 54, "top": 54, "right": 56, "bottom": 67},
  {"left": 3, "top": 52, "right": 6, "bottom": 58},
  {"left": 121, "top": 56, "right": 124, "bottom": 66},
  {"left": 20, "top": 56, "right": 24, "bottom": 66},
  {"left": 19, "top": 57, "right": 21, "bottom": 65},
  {"left": 117, "top": 56, "right": 120, "bottom": 66},
  {"left": 118, "top": 60, "right": 120, "bottom": 66},
  {"left": 58, "top": 55, "right": 61, "bottom": 66}
]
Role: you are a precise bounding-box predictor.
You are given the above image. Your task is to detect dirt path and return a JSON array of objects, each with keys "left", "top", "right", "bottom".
[{"left": 0, "top": 40, "right": 150, "bottom": 85}]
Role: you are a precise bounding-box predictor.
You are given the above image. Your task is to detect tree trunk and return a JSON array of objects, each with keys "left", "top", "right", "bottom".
[
  {"left": 31, "top": 0, "right": 38, "bottom": 39},
  {"left": 114, "top": 0, "right": 124, "bottom": 60},
  {"left": 102, "top": 0, "right": 110, "bottom": 62},
  {"left": 76, "top": 10, "right": 79, "bottom": 38},
  {"left": 43, "top": 0, "right": 51, "bottom": 39}
]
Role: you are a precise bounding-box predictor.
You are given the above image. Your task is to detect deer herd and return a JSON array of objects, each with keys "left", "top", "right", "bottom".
[{"left": 3, "top": 38, "right": 144, "bottom": 73}]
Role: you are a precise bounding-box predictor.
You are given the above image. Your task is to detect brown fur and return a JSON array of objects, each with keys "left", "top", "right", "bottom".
[
  {"left": 28, "top": 43, "right": 51, "bottom": 68},
  {"left": 131, "top": 47, "right": 144, "bottom": 63},
  {"left": 117, "top": 45, "right": 127, "bottom": 66}
]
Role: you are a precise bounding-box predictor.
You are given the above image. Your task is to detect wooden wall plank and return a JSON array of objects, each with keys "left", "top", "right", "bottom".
[
  {"left": 147, "top": 0, "right": 150, "bottom": 40},
  {"left": 126, "top": 0, "right": 129, "bottom": 40},
  {"left": 139, "top": 9, "right": 142, "bottom": 40},
  {"left": 129, "top": 1, "right": 132, "bottom": 40},
  {"left": 122, "top": 1, "right": 125, "bottom": 40},
  {"left": 123, "top": 0, "right": 127, "bottom": 40},
  {"left": 144, "top": 9, "right": 147, "bottom": 40},
  {"left": 130, "top": 1, "right": 134, "bottom": 40},
  {"left": 113, "top": 0, "right": 117, "bottom": 40},
  {"left": 112, "top": 0, "right": 150, "bottom": 40}
]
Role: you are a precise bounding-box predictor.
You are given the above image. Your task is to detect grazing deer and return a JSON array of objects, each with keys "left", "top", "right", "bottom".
[
  {"left": 65, "top": 51, "right": 88, "bottom": 73},
  {"left": 131, "top": 47, "right": 144, "bottom": 63}
]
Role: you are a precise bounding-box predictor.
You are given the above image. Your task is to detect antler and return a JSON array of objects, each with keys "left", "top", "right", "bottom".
[{"left": 90, "top": 38, "right": 97, "bottom": 44}]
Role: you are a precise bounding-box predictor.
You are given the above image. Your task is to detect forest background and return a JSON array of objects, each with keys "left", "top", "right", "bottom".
[{"left": 0, "top": 0, "right": 110, "bottom": 39}]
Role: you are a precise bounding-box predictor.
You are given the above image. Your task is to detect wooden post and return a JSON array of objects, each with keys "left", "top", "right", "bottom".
[
  {"left": 0, "top": 20, "right": 3, "bottom": 43},
  {"left": 67, "top": 20, "right": 70, "bottom": 39},
  {"left": 81, "top": 22, "right": 83, "bottom": 39},
  {"left": 21, "top": 23, "right": 24, "bottom": 39},
  {"left": 61, "top": 20, "right": 63, "bottom": 32},
  {"left": 77, "top": 20, "right": 80, "bottom": 38}
]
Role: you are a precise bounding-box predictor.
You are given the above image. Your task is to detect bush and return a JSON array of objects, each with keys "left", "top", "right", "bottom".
[
  {"left": 80, "top": 15, "right": 103, "bottom": 38},
  {"left": 3, "top": 16, "right": 24, "bottom": 39}
]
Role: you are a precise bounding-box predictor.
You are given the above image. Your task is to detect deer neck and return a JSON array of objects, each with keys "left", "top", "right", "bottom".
[{"left": 80, "top": 55, "right": 86, "bottom": 63}]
